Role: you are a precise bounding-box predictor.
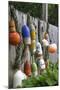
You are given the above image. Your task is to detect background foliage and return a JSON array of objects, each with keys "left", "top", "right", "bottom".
[{"left": 9, "top": 1, "right": 58, "bottom": 26}]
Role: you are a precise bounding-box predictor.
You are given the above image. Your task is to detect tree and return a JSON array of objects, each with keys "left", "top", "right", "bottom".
[{"left": 9, "top": 1, "right": 58, "bottom": 26}]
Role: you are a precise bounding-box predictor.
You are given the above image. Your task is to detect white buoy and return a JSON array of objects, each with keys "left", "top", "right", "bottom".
[
  {"left": 36, "top": 42, "right": 43, "bottom": 55},
  {"left": 38, "top": 58, "right": 45, "bottom": 69},
  {"left": 42, "top": 39, "right": 49, "bottom": 47},
  {"left": 13, "top": 70, "right": 27, "bottom": 88}
]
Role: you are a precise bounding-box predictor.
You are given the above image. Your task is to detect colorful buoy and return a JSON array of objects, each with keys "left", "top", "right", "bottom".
[
  {"left": 30, "top": 24, "right": 36, "bottom": 40},
  {"left": 43, "top": 32, "right": 49, "bottom": 40},
  {"left": 48, "top": 43, "right": 57, "bottom": 53},
  {"left": 30, "top": 40, "right": 36, "bottom": 54},
  {"left": 24, "top": 60, "right": 31, "bottom": 77},
  {"left": 22, "top": 25, "right": 30, "bottom": 38},
  {"left": 23, "top": 37, "right": 31, "bottom": 45},
  {"left": 9, "top": 18, "right": 16, "bottom": 27},
  {"left": 22, "top": 25, "right": 31, "bottom": 45},
  {"left": 22, "top": 46, "right": 31, "bottom": 77},
  {"left": 9, "top": 18, "right": 16, "bottom": 32},
  {"left": 9, "top": 32, "right": 20, "bottom": 46}
]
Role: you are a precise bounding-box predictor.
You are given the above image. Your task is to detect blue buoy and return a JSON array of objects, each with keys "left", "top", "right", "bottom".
[{"left": 22, "top": 25, "right": 30, "bottom": 38}]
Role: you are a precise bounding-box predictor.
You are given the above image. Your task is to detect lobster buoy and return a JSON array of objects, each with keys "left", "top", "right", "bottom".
[
  {"left": 22, "top": 46, "right": 31, "bottom": 77},
  {"left": 22, "top": 25, "right": 30, "bottom": 38},
  {"left": 24, "top": 60, "right": 31, "bottom": 77},
  {"left": 9, "top": 18, "right": 16, "bottom": 32},
  {"left": 22, "top": 25, "right": 31, "bottom": 45},
  {"left": 43, "top": 32, "right": 49, "bottom": 40},
  {"left": 23, "top": 37, "right": 31, "bottom": 45},
  {"left": 13, "top": 69, "right": 27, "bottom": 88},
  {"left": 42, "top": 39, "right": 49, "bottom": 47},
  {"left": 30, "top": 40, "right": 36, "bottom": 54},
  {"left": 9, "top": 32, "right": 20, "bottom": 46},
  {"left": 31, "top": 62, "right": 38, "bottom": 76},
  {"left": 37, "top": 57, "right": 45, "bottom": 70},
  {"left": 48, "top": 43, "right": 57, "bottom": 53},
  {"left": 35, "top": 42, "right": 43, "bottom": 57},
  {"left": 30, "top": 24, "right": 36, "bottom": 40},
  {"left": 9, "top": 26, "right": 16, "bottom": 32}
]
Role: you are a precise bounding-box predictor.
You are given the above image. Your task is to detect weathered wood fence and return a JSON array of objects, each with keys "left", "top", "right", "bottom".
[
  {"left": 9, "top": 9, "right": 59, "bottom": 88},
  {"left": 16, "top": 9, "right": 58, "bottom": 62}
]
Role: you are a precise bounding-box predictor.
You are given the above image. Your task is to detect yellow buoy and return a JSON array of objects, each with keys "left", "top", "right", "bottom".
[
  {"left": 30, "top": 40, "right": 36, "bottom": 53},
  {"left": 31, "top": 31, "right": 36, "bottom": 40},
  {"left": 30, "top": 24, "right": 36, "bottom": 40}
]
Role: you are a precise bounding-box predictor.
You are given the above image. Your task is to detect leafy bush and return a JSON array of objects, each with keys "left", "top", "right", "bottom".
[{"left": 22, "top": 61, "right": 58, "bottom": 87}]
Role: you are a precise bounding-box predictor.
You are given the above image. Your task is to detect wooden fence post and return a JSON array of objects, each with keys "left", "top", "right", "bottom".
[{"left": 42, "top": 3, "right": 49, "bottom": 67}]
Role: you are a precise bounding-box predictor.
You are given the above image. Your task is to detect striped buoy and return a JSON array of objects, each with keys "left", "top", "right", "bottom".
[
  {"left": 30, "top": 24, "right": 36, "bottom": 40},
  {"left": 22, "top": 25, "right": 31, "bottom": 45},
  {"left": 30, "top": 40, "right": 36, "bottom": 54}
]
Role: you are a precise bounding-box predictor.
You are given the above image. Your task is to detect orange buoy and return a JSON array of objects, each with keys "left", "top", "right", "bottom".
[
  {"left": 9, "top": 32, "right": 20, "bottom": 46},
  {"left": 24, "top": 60, "right": 31, "bottom": 76},
  {"left": 48, "top": 43, "right": 57, "bottom": 53}
]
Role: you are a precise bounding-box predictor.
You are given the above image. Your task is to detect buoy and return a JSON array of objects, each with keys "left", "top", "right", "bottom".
[
  {"left": 37, "top": 58, "right": 45, "bottom": 70},
  {"left": 48, "top": 43, "right": 57, "bottom": 53},
  {"left": 9, "top": 18, "right": 16, "bottom": 32},
  {"left": 13, "top": 69, "right": 27, "bottom": 88},
  {"left": 22, "top": 25, "right": 31, "bottom": 45},
  {"left": 22, "top": 46, "right": 31, "bottom": 77},
  {"left": 31, "top": 62, "right": 38, "bottom": 76},
  {"left": 22, "top": 25, "right": 30, "bottom": 38},
  {"left": 30, "top": 24, "right": 36, "bottom": 40},
  {"left": 9, "top": 27, "right": 16, "bottom": 32},
  {"left": 9, "top": 32, "right": 20, "bottom": 46},
  {"left": 30, "top": 40, "right": 36, "bottom": 54},
  {"left": 35, "top": 42, "right": 43, "bottom": 57},
  {"left": 24, "top": 60, "right": 31, "bottom": 77},
  {"left": 23, "top": 37, "right": 31, "bottom": 45},
  {"left": 42, "top": 39, "right": 49, "bottom": 47},
  {"left": 43, "top": 32, "right": 49, "bottom": 40},
  {"left": 9, "top": 18, "right": 15, "bottom": 27}
]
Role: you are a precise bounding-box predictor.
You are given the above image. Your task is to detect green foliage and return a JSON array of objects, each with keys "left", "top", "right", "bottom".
[
  {"left": 22, "top": 62, "right": 58, "bottom": 87},
  {"left": 9, "top": 1, "right": 42, "bottom": 19},
  {"left": 9, "top": 1, "right": 58, "bottom": 26},
  {"left": 48, "top": 4, "right": 58, "bottom": 26}
]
